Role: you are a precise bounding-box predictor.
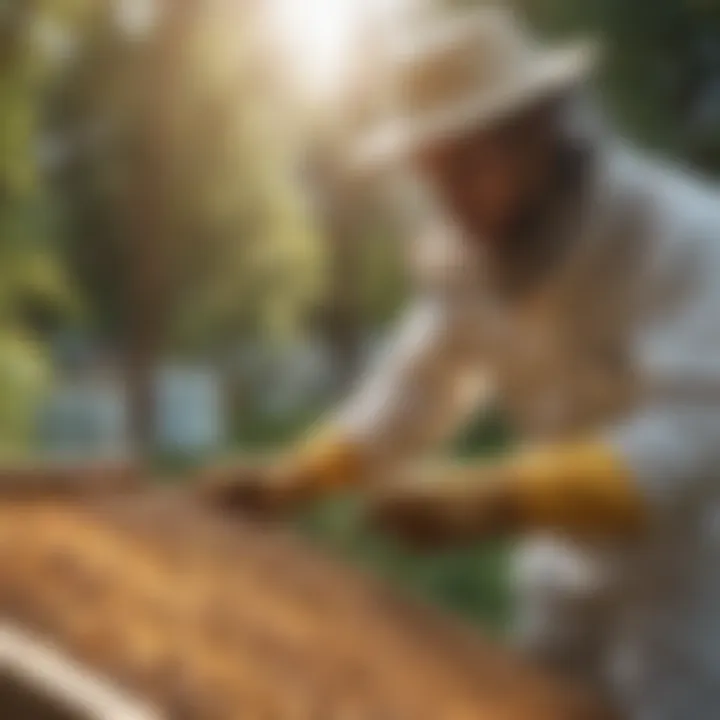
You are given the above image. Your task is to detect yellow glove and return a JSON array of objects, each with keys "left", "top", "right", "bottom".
[
  {"left": 369, "top": 441, "right": 647, "bottom": 546},
  {"left": 505, "top": 440, "right": 647, "bottom": 537},
  {"left": 199, "top": 429, "right": 366, "bottom": 515},
  {"left": 278, "top": 428, "right": 366, "bottom": 494}
]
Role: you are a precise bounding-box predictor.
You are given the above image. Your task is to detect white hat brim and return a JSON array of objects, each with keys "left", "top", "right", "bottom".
[{"left": 350, "top": 40, "right": 598, "bottom": 174}]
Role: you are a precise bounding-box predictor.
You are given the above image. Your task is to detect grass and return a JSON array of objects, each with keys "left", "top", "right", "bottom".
[
  {"left": 292, "top": 408, "right": 514, "bottom": 632},
  {"left": 296, "top": 493, "right": 512, "bottom": 632}
]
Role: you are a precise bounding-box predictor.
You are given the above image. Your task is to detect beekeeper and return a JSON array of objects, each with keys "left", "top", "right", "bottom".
[{"left": 203, "top": 7, "right": 720, "bottom": 718}]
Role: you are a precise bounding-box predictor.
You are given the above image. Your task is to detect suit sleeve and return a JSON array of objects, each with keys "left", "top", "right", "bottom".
[{"left": 329, "top": 292, "right": 492, "bottom": 473}]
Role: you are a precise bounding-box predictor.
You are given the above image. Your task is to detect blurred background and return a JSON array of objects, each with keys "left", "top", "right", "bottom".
[{"left": 2, "top": 0, "right": 720, "bottom": 630}]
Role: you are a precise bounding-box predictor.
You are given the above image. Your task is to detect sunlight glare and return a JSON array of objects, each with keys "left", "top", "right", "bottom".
[{"left": 267, "top": 0, "right": 363, "bottom": 101}]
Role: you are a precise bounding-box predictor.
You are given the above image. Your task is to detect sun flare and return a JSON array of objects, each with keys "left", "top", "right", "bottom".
[{"left": 265, "top": 0, "right": 412, "bottom": 102}]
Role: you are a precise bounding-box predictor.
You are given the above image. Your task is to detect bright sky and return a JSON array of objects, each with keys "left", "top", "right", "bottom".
[
  {"left": 265, "top": 0, "right": 415, "bottom": 102},
  {"left": 266, "top": 0, "right": 362, "bottom": 99}
]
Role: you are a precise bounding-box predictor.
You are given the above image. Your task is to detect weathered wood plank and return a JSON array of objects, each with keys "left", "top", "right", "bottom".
[{"left": 0, "top": 488, "right": 614, "bottom": 720}]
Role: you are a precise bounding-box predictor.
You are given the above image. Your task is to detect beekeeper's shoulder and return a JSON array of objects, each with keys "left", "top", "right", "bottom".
[{"left": 615, "top": 145, "right": 720, "bottom": 315}]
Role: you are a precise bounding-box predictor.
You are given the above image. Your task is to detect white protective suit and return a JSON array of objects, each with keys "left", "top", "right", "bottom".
[{"left": 333, "top": 141, "right": 720, "bottom": 719}]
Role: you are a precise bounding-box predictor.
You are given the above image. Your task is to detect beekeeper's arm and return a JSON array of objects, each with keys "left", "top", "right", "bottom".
[
  {"left": 372, "top": 236, "right": 720, "bottom": 542},
  {"left": 278, "top": 291, "right": 491, "bottom": 498}
]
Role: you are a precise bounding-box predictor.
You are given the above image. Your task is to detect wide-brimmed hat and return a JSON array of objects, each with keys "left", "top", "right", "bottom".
[{"left": 352, "top": 6, "right": 598, "bottom": 172}]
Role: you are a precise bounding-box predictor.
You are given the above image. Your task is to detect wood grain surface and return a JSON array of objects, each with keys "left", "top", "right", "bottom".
[{"left": 0, "top": 484, "right": 614, "bottom": 720}]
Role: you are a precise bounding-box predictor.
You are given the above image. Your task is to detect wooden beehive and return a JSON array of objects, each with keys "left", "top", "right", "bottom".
[{"left": 0, "top": 471, "right": 613, "bottom": 720}]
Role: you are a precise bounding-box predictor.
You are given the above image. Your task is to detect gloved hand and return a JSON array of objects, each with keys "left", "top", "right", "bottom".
[
  {"left": 198, "top": 460, "right": 310, "bottom": 516},
  {"left": 367, "top": 466, "right": 517, "bottom": 548},
  {"left": 197, "top": 431, "right": 365, "bottom": 517},
  {"left": 367, "top": 441, "right": 647, "bottom": 547}
]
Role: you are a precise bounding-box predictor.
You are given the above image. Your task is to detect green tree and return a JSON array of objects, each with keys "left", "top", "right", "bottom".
[
  {"left": 44, "top": 1, "right": 325, "bottom": 449},
  {"left": 0, "top": 1, "right": 79, "bottom": 455},
  {"left": 517, "top": 0, "right": 720, "bottom": 171}
]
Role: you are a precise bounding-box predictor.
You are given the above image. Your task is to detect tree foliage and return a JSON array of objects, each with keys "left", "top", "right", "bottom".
[
  {"left": 517, "top": 0, "right": 720, "bottom": 170},
  {"left": 46, "top": 0, "right": 324, "bottom": 357},
  {"left": 0, "top": 1, "right": 80, "bottom": 453}
]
